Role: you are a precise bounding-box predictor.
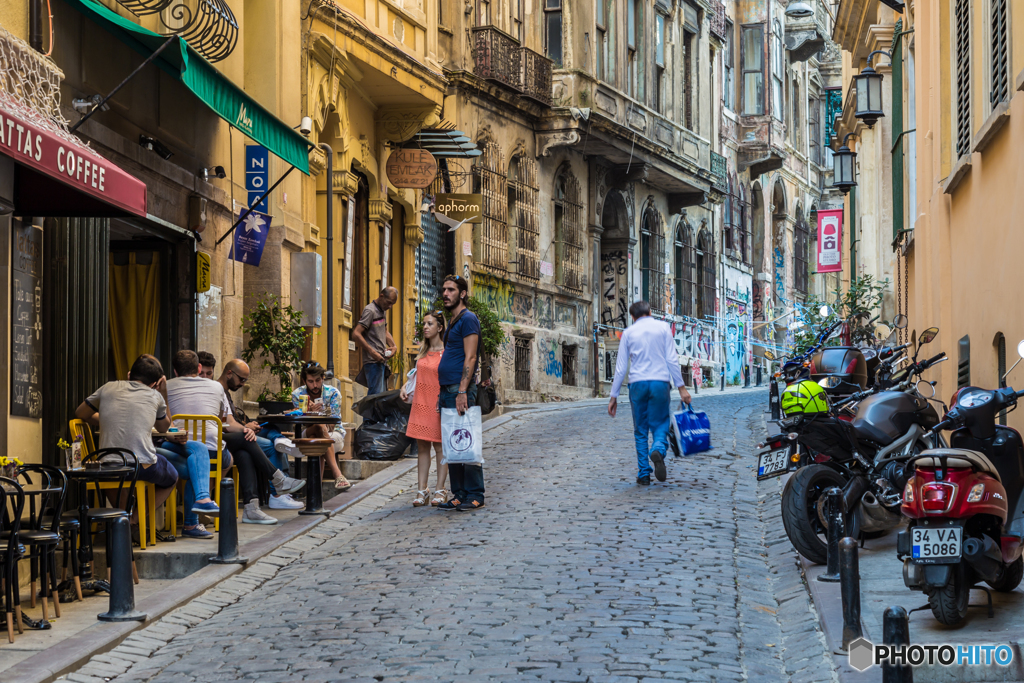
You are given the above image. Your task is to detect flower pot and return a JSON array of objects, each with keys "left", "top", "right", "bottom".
[{"left": 258, "top": 400, "right": 293, "bottom": 415}]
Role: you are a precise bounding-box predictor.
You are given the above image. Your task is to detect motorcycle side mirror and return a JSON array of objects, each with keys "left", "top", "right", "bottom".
[
  {"left": 763, "top": 350, "right": 776, "bottom": 361},
  {"left": 874, "top": 324, "right": 892, "bottom": 340},
  {"left": 892, "top": 314, "right": 909, "bottom": 330},
  {"left": 819, "top": 305, "right": 833, "bottom": 318},
  {"left": 1002, "top": 341, "right": 1024, "bottom": 381},
  {"left": 918, "top": 327, "right": 939, "bottom": 345}
]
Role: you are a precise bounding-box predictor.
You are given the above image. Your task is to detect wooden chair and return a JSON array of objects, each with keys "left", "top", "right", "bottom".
[
  {"left": 68, "top": 419, "right": 157, "bottom": 549},
  {"left": 166, "top": 415, "right": 236, "bottom": 533}
]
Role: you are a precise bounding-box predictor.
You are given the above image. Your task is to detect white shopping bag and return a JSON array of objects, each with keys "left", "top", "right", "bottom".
[
  {"left": 402, "top": 369, "right": 417, "bottom": 403},
  {"left": 440, "top": 406, "right": 484, "bottom": 465}
]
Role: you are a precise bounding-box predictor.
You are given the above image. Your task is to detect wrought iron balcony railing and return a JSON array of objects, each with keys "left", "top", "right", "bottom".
[
  {"left": 472, "top": 26, "right": 522, "bottom": 91},
  {"left": 710, "top": 151, "right": 728, "bottom": 192},
  {"left": 708, "top": 0, "right": 727, "bottom": 41},
  {"left": 113, "top": 0, "right": 238, "bottom": 62},
  {"left": 519, "top": 47, "right": 553, "bottom": 106}
]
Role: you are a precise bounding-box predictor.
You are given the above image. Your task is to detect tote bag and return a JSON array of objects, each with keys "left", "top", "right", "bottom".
[
  {"left": 671, "top": 404, "right": 711, "bottom": 455},
  {"left": 440, "top": 406, "right": 484, "bottom": 465}
]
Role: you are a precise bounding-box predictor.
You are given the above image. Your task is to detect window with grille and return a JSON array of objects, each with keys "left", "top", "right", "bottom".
[
  {"left": 508, "top": 156, "right": 540, "bottom": 279},
  {"left": 990, "top": 0, "right": 1009, "bottom": 107},
  {"left": 641, "top": 206, "right": 666, "bottom": 312},
  {"left": 696, "top": 228, "right": 715, "bottom": 320},
  {"left": 554, "top": 169, "right": 584, "bottom": 291},
  {"left": 741, "top": 24, "right": 764, "bottom": 115},
  {"left": 736, "top": 184, "right": 749, "bottom": 265},
  {"left": 794, "top": 220, "right": 809, "bottom": 294},
  {"left": 809, "top": 95, "right": 821, "bottom": 166},
  {"left": 771, "top": 20, "right": 784, "bottom": 121},
  {"left": 473, "top": 142, "right": 508, "bottom": 272},
  {"left": 954, "top": 0, "right": 971, "bottom": 158},
  {"left": 514, "top": 337, "right": 531, "bottom": 391},
  {"left": 562, "top": 345, "right": 577, "bottom": 386},
  {"left": 674, "top": 223, "right": 694, "bottom": 317}
]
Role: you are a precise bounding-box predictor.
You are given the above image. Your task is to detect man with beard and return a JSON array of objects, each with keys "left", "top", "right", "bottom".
[
  {"left": 292, "top": 361, "right": 351, "bottom": 491},
  {"left": 352, "top": 287, "right": 399, "bottom": 395},
  {"left": 435, "top": 275, "right": 485, "bottom": 511}
]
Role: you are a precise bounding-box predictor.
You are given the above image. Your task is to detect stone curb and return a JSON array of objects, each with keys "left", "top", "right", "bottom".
[{"left": 6, "top": 409, "right": 526, "bottom": 683}]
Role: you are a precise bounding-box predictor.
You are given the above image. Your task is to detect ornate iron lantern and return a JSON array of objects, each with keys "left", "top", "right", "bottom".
[
  {"left": 853, "top": 51, "right": 890, "bottom": 128},
  {"left": 832, "top": 134, "right": 857, "bottom": 194}
]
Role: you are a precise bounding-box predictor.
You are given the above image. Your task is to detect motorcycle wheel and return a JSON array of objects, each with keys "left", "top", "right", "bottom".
[
  {"left": 988, "top": 556, "right": 1024, "bottom": 593},
  {"left": 781, "top": 464, "right": 848, "bottom": 565},
  {"left": 927, "top": 562, "right": 970, "bottom": 626}
]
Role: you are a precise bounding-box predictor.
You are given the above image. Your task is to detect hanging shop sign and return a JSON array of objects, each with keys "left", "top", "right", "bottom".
[
  {"left": 197, "top": 251, "right": 211, "bottom": 293},
  {"left": 386, "top": 148, "right": 437, "bottom": 189},
  {"left": 230, "top": 208, "right": 270, "bottom": 266},
  {"left": 246, "top": 145, "right": 269, "bottom": 212},
  {"left": 434, "top": 193, "right": 483, "bottom": 225},
  {"left": 816, "top": 209, "right": 843, "bottom": 273}
]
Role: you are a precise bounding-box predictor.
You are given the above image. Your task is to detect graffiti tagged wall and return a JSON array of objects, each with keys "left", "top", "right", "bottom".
[{"left": 600, "top": 249, "right": 628, "bottom": 331}]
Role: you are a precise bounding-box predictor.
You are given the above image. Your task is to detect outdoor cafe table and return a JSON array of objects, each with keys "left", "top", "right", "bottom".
[
  {"left": 259, "top": 414, "right": 342, "bottom": 516},
  {"left": 66, "top": 465, "right": 134, "bottom": 595}
]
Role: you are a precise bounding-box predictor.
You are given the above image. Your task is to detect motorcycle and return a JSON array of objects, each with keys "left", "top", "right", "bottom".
[
  {"left": 764, "top": 307, "right": 847, "bottom": 418},
  {"left": 897, "top": 339, "right": 1024, "bottom": 625},
  {"left": 760, "top": 326, "right": 948, "bottom": 564}
]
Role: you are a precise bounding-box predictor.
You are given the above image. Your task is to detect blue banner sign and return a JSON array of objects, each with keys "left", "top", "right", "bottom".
[{"left": 246, "top": 145, "right": 269, "bottom": 212}]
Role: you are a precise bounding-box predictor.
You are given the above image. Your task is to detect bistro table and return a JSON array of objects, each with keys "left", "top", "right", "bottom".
[
  {"left": 259, "top": 414, "right": 342, "bottom": 516},
  {"left": 65, "top": 464, "right": 134, "bottom": 596}
]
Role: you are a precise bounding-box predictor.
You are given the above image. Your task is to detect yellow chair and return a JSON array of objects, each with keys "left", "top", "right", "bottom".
[
  {"left": 68, "top": 419, "right": 157, "bottom": 550},
  {"left": 166, "top": 415, "right": 237, "bottom": 533}
]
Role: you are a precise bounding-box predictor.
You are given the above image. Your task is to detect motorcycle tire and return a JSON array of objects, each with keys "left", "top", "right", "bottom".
[
  {"left": 781, "top": 464, "right": 848, "bottom": 565},
  {"left": 927, "top": 562, "right": 970, "bottom": 626},
  {"left": 988, "top": 556, "right": 1024, "bottom": 593}
]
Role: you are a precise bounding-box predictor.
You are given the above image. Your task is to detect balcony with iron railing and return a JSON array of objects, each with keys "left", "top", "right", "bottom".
[
  {"left": 708, "top": 0, "right": 727, "bottom": 41},
  {"left": 710, "top": 151, "right": 727, "bottom": 192},
  {"left": 520, "top": 48, "right": 553, "bottom": 106},
  {"left": 471, "top": 26, "right": 553, "bottom": 107}
]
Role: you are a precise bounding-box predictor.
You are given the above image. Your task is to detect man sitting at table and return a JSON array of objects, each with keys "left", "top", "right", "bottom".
[
  {"left": 75, "top": 354, "right": 179, "bottom": 524},
  {"left": 165, "top": 351, "right": 305, "bottom": 527},
  {"left": 215, "top": 358, "right": 304, "bottom": 510},
  {"left": 292, "top": 361, "right": 350, "bottom": 492}
]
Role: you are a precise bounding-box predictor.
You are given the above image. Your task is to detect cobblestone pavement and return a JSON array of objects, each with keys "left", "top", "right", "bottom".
[{"left": 67, "top": 391, "right": 836, "bottom": 683}]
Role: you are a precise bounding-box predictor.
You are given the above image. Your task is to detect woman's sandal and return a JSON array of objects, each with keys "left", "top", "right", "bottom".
[
  {"left": 412, "top": 488, "right": 430, "bottom": 507},
  {"left": 430, "top": 488, "right": 448, "bottom": 506}
]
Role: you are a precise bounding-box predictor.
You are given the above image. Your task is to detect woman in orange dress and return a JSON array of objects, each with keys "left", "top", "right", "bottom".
[{"left": 402, "top": 311, "right": 448, "bottom": 506}]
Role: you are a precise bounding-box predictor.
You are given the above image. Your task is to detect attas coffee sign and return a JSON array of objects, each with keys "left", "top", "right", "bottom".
[
  {"left": 816, "top": 209, "right": 843, "bottom": 273},
  {"left": 386, "top": 148, "right": 437, "bottom": 189}
]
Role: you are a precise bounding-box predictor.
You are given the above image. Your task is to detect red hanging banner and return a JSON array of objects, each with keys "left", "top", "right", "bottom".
[{"left": 816, "top": 209, "right": 843, "bottom": 273}]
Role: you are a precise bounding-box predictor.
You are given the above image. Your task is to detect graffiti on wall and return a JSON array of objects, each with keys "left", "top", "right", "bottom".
[
  {"left": 555, "top": 303, "right": 576, "bottom": 328},
  {"left": 577, "top": 304, "right": 589, "bottom": 338},
  {"left": 512, "top": 293, "right": 533, "bottom": 324},
  {"left": 476, "top": 273, "right": 515, "bottom": 323},
  {"left": 542, "top": 340, "right": 562, "bottom": 378},
  {"left": 725, "top": 300, "right": 748, "bottom": 385},
  {"left": 752, "top": 281, "right": 764, "bottom": 323},
  {"left": 536, "top": 294, "right": 553, "bottom": 329},
  {"left": 672, "top": 322, "right": 716, "bottom": 363},
  {"left": 773, "top": 247, "right": 786, "bottom": 305},
  {"left": 600, "top": 250, "right": 629, "bottom": 332}
]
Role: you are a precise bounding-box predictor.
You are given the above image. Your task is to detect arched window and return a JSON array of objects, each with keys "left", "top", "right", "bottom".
[
  {"left": 772, "top": 19, "right": 784, "bottom": 120},
  {"left": 554, "top": 168, "right": 584, "bottom": 290},
  {"left": 472, "top": 141, "right": 508, "bottom": 271},
  {"left": 508, "top": 156, "right": 540, "bottom": 279},
  {"left": 696, "top": 227, "right": 715, "bottom": 320},
  {"left": 674, "top": 222, "right": 694, "bottom": 317},
  {"left": 640, "top": 204, "right": 665, "bottom": 311}
]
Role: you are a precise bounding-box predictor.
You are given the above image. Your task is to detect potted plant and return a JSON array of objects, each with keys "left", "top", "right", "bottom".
[{"left": 241, "top": 294, "right": 308, "bottom": 414}]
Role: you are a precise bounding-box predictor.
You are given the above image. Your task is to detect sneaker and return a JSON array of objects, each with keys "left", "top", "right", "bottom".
[
  {"left": 437, "top": 498, "right": 461, "bottom": 511},
  {"left": 242, "top": 501, "right": 278, "bottom": 525},
  {"left": 181, "top": 524, "right": 214, "bottom": 539},
  {"left": 650, "top": 450, "right": 667, "bottom": 482},
  {"left": 273, "top": 436, "right": 297, "bottom": 453},
  {"left": 191, "top": 500, "right": 220, "bottom": 515},
  {"left": 271, "top": 471, "right": 306, "bottom": 495},
  {"left": 637, "top": 476, "right": 651, "bottom": 486},
  {"left": 456, "top": 500, "right": 485, "bottom": 511},
  {"left": 268, "top": 493, "right": 305, "bottom": 510}
]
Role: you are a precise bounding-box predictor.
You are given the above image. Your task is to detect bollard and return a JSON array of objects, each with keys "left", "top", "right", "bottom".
[
  {"left": 840, "top": 537, "right": 863, "bottom": 649},
  {"left": 817, "top": 487, "right": 844, "bottom": 583},
  {"left": 882, "top": 605, "right": 912, "bottom": 683},
  {"left": 209, "top": 478, "right": 248, "bottom": 565},
  {"left": 769, "top": 377, "right": 781, "bottom": 420},
  {"left": 97, "top": 517, "right": 146, "bottom": 622},
  {"left": 756, "top": 365, "right": 762, "bottom": 387},
  {"left": 720, "top": 368, "right": 725, "bottom": 392}
]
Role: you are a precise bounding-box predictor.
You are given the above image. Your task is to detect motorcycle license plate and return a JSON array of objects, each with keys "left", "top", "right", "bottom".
[
  {"left": 757, "top": 449, "right": 789, "bottom": 480},
  {"left": 912, "top": 527, "right": 962, "bottom": 563}
]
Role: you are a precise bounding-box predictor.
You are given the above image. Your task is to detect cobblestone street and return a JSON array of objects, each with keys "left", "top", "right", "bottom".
[{"left": 69, "top": 390, "right": 836, "bottom": 683}]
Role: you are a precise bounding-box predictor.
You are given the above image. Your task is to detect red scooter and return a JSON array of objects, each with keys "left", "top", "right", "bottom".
[{"left": 898, "top": 351, "right": 1024, "bottom": 625}]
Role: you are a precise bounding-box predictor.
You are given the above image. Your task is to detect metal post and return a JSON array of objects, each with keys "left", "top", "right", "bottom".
[
  {"left": 209, "top": 478, "right": 248, "bottom": 565},
  {"left": 817, "top": 487, "right": 843, "bottom": 582},
  {"left": 840, "top": 537, "right": 863, "bottom": 649},
  {"left": 756, "top": 364, "right": 762, "bottom": 387},
  {"left": 97, "top": 517, "right": 146, "bottom": 622},
  {"left": 770, "top": 374, "right": 781, "bottom": 420},
  {"left": 720, "top": 366, "right": 725, "bottom": 392},
  {"left": 745, "top": 365, "right": 751, "bottom": 388},
  {"left": 882, "top": 605, "right": 912, "bottom": 683},
  {"left": 319, "top": 143, "right": 335, "bottom": 378}
]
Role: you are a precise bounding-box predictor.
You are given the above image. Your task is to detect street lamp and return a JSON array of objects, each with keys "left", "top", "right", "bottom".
[
  {"left": 785, "top": 1, "right": 814, "bottom": 18},
  {"left": 832, "top": 133, "right": 857, "bottom": 194},
  {"left": 853, "top": 50, "right": 890, "bottom": 128}
]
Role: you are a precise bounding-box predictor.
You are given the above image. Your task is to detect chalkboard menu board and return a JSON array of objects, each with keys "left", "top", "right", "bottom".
[{"left": 11, "top": 221, "right": 42, "bottom": 418}]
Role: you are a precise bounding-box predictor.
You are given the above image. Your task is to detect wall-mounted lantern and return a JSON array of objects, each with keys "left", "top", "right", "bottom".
[
  {"left": 853, "top": 51, "right": 891, "bottom": 128},
  {"left": 832, "top": 134, "right": 857, "bottom": 194}
]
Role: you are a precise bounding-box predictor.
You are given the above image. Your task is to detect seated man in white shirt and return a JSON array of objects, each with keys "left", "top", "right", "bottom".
[{"left": 608, "top": 300, "right": 692, "bottom": 485}]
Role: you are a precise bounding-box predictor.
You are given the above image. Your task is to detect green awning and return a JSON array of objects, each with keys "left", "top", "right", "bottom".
[{"left": 64, "top": 0, "right": 310, "bottom": 174}]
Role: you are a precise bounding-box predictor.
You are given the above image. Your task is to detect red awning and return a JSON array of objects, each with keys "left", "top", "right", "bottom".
[{"left": 0, "top": 96, "right": 146, "bottom": 217}]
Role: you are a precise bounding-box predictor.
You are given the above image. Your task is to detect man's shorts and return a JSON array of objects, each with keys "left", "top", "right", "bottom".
[
  {"left": 331, "top": 430, "right": 344, "bottom": 454},
  {"left": 137, "top": 453, "right": 179, "bottom": 489}
]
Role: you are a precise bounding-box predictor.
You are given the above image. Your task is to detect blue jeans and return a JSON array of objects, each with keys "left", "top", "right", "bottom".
[
  {"left": 158, "top": 440, "right": 213, "bottom": 528},
  {"left": 257, "top": 428, "right": 289, "bottom": 494},
  {"left": 628, "top": 380, "right": 671, "bottom": 479},
  {"left": 439, "top": 383, "right": 484, "bottom": 504},
  {"left": 363, "top": 362, "right": 387, "bottom": 395}
]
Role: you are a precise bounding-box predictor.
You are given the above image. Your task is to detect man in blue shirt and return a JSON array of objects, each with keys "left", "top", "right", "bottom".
[
  {"left": 435, "top": 275, "right": 485, "bottom": 511},
  {"left": 608, "top": 300, "right": 692, "bottom": 485}
]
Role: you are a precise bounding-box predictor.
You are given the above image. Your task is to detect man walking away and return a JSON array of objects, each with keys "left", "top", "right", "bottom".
[
  {"left": 608, "top": 301, "right": 692, "bottom": 485},
  {"left": 352, "top": 287, "right": 399, "bottom": 395},
  {"left": 435, "top": 275, "right": 485, "bottom": 511}
]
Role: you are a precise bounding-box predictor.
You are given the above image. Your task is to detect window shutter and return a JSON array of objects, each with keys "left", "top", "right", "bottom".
[
  {"left": 954, "top": 0, "right": 971, "bottom": 159},
  {"left": 991, "top": 0, "right": 1009, "bottom": 106},
  {"left": 891, "top": 30, "right": 904, "bottom": 241},
  {"left": 958, "top": 335, "right": 971, "bottom": 389}
]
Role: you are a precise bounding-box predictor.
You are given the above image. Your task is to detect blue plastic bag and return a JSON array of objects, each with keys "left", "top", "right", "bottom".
[{"left": 671, "top": 404, "right": 711, "bottom": 455}]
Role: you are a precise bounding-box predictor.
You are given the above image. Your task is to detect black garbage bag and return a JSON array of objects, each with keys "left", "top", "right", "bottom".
[
  {"left": 351, "top": 389, "right": 411, "bottom": 423},
  {"left": 354, "top": 420, "right": 411, "bottom": 461}
]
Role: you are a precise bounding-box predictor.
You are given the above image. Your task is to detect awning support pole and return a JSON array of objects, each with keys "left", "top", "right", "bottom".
[
  {"left": 215, "top": 165, "right": 296, "bottom": 245},
  {"left": 70, "top": 35, "right": 178, "bottom": 134},
  {"left": 319, "top": 143, "right": 335, "bottom": 378}
]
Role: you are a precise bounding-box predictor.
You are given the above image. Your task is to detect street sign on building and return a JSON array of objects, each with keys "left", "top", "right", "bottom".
[
  {"left": 816, "top": 209, "right": 844, "bottom": 273},
  {"left": 246, "top": 145, "right": 269, "bottom": 212},
  {"left": 197, "top": 252, "right": 211, "bottom": 293},
  {"left": 435, "top": 193, "right": 483, "bottom": 224},
  {"left": 386, "top": 149, "right": 437, "bottom": 188}
]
